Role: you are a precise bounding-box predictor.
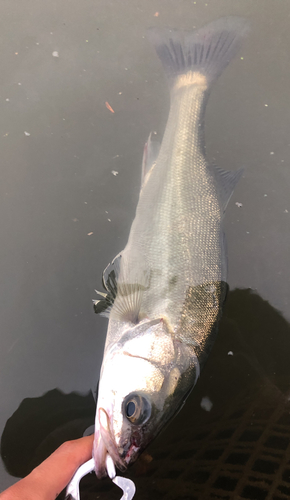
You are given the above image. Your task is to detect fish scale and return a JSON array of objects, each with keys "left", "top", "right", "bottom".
[{"left": 119, "top": 86, "right": 222, "bottom": 327}]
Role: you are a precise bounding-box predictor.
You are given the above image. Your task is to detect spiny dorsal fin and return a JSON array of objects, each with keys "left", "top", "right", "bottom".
[
  {"left": 93, "top": 252, "right": 122, "bottom": 318},
  {"left": 93, "top": 295, "right": 113, "bottom": 318},
  {"left": 102, "top": 252, "right": 121, "bottom": 295}
]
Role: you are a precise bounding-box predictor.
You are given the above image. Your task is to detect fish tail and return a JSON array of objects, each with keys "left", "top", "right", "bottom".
[{"left": 147, "top": 17, "right": 249, "bottom": 91}]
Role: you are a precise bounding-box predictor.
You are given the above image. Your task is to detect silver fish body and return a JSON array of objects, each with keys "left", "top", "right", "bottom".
[{"left": 93, "top": 17, "right": 249, "bottom": 478}]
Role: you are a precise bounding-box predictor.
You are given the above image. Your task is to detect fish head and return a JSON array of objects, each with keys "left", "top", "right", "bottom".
[{"left": 93, "top": 317, "right": 199, "bottom": 477}]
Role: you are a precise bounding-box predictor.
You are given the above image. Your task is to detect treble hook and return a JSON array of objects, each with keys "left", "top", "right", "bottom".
[{"left": 65, "top": 455, "right": 136, "bottom": 500}]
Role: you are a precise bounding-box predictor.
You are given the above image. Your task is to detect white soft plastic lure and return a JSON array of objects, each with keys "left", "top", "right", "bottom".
[{"left": 65, "top": 456, "right": 136, "bottom": 500}]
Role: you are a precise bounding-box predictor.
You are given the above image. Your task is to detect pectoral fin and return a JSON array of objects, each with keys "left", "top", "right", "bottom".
[
  {"left": 109, "top": 268, "right": 151, "bottom": 324},
  {"left": 93, "top": 252, "right": 150, "bottom": 323}
]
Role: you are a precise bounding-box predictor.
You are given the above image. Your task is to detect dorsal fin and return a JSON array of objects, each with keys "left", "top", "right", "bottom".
[{"left": 141, "top": 132, "right": 161, "bottom": 188}]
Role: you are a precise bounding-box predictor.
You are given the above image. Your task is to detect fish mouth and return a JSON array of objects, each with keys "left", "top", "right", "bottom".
[
  {"left": 93, "top": 407, "right": 126, "bottom": 479},
  {"left": 123, "top": 442, "right": 141, "bottom": 464}
]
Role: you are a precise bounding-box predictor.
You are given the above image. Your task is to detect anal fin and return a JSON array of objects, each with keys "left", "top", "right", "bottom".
[{"left": 212, "top": 165, "right": 244, "bottom": 213}]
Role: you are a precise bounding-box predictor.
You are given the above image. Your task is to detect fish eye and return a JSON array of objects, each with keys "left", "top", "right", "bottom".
[
  {"left": 123, "top": 393, "right": 151, "bottom": 425},
  {"left": 127, "top": 401, "right": 136, "bottom": 417}
]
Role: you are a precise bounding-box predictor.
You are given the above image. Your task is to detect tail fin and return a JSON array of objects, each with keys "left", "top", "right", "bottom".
[{"left": 147, "top": 17, "right": 249, "bottom": 89}]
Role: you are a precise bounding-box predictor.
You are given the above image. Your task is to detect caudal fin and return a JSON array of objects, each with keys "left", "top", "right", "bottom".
[{"left": 147, "top": 17, "right": 249, "bottom": 89}]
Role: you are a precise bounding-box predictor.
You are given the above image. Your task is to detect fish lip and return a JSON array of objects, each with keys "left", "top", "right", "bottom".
[
  {"left": 93, "top": 428, "right": 107, "bottom": 479},
  {"left": 93, "top": 407, "right": 127, "bottom": 478}
]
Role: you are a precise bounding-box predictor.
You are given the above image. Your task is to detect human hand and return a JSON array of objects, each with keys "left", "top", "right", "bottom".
[{"left": 0, "top": 435, "right": 94, "bottom": 500}]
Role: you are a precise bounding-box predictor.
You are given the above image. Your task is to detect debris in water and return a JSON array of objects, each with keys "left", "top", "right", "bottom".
[
  {"left": 24, "top": 131, "right": 31, "bottom": 136},
  {"left": 235, "top": 202, "right": 243, "bottom": 208},
  {"left": 228, "top": 351, "right": 234, "bottom": 356},
  {"left": 5, "top": 98, "right": 10, "bottom": 102},
  {"left": 154, "top": 12, "right": 159, "bottom": 17},
  {"left": 87, "top": 232, "right": 93, "bottom": 236},
  {"left": 52, "top": 51, "right": 59, "bottom": 57},
  {"left": 201, "top": 396, "right": 213, "bottom": 412},
  {"left": 105, "top": 101, "right": 115, "bottom": 113},
  {"left": 111, "top": 170, "right": 118, "bottom": 176},
  {"left": 72, "top": 218, "right": 79, "bottom": 222}
]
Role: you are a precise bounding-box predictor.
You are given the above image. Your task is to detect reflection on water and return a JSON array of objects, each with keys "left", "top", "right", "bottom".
[{"left": 2, "top": 288, "right": 290, "bottom": 499}]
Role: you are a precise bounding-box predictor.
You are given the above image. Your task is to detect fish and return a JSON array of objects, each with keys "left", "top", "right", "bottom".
[{"left": 92, "top": 16, "right": 249, "bottom": 478}]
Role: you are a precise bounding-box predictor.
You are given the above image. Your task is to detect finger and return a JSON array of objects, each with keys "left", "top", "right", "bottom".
[
  {"left": 31, "top": 435, "right": 94, "bottom": 497},
  {"left": 0, "top": 435, "right": 94, "bottom": 500}
]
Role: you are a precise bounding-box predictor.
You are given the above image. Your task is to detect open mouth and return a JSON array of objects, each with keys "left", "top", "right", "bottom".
[{"left": 124, "top": 443, "right": 140, "bottom": 464}]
